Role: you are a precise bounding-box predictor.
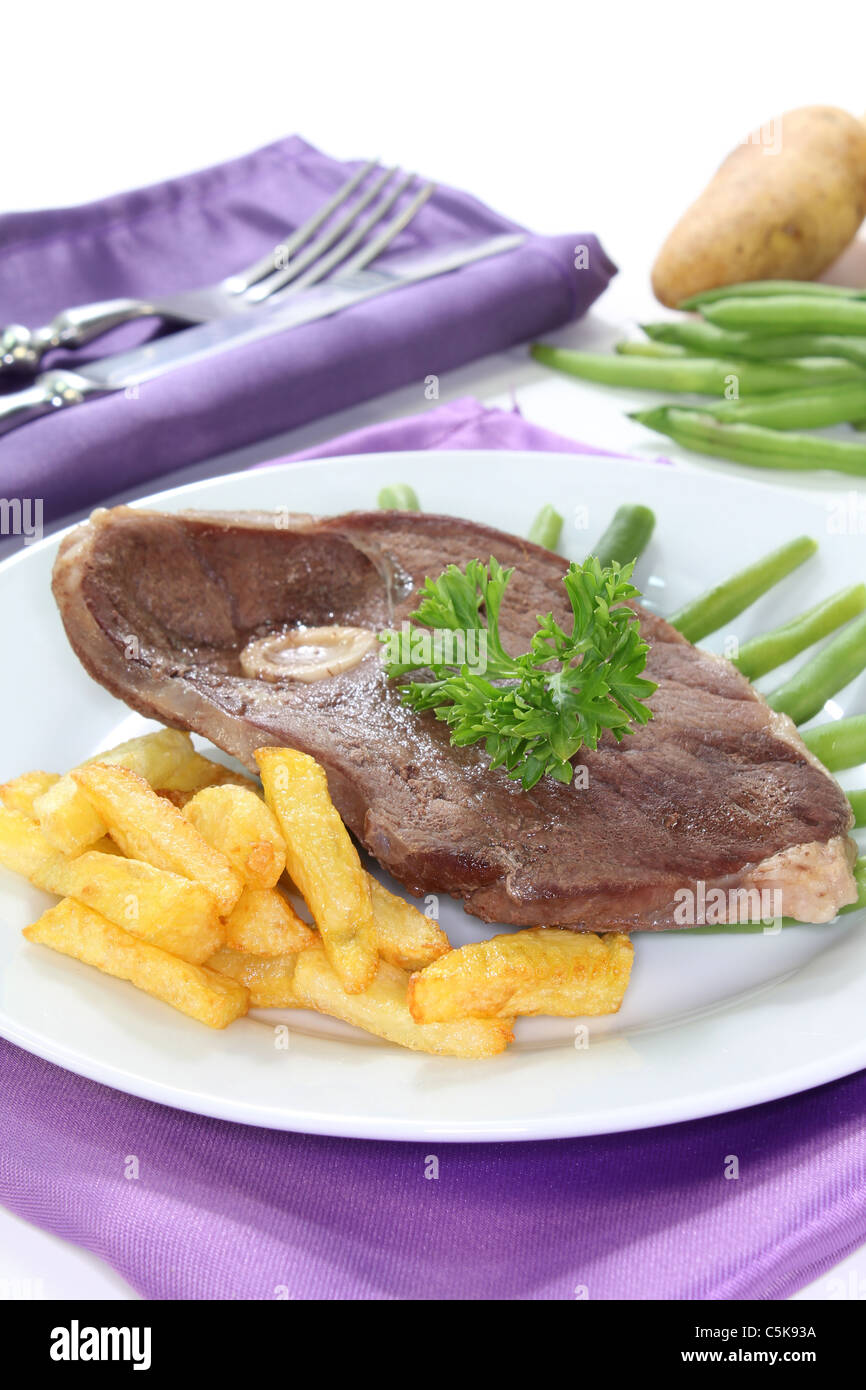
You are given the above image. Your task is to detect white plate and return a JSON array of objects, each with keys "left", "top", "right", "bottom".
[{"left": 1, "top": 450, "right": 864, "bottom": 1141}]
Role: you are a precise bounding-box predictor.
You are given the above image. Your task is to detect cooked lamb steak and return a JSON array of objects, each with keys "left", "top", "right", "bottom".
[{"left": 52, "top": 506, "right": 857, "bottom": 930}]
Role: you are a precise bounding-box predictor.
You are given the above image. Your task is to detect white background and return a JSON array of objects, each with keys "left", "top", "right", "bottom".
[{"left": 2, "top": 0, "right": 866, "bottom": 1300}]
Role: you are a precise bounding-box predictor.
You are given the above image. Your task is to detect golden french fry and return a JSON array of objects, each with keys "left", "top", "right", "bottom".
[
  {"left": 157, "top": 752, "right": 237, "bottom": 793},
  {"left": 24, "top": 898, "right": 249, "bottom": 1029},
  {"left": 207, "top": 947, "right": 302, "bottom": 1007},
  {"left": 222, "top": 885, "right": 316, "bottom": 955},
  {"left": 54, "top": 850, "right": 223, "bottom": 964},
  {"left": 0, "top": 804, "right": 68, "bottom": 893},
  {"left": 34, "top": 729, "right": 196, "bottom": 855},
  {"left": 33, "top": 778, "right": 106, "bottom": 856},
  {"left": 92, "top": 835, "right": 124, "bottom": 856},
  {"left": 157, "top": 767, "right": 260, "bottom": 809},
  {"left": 293, "top": 945, "right": 514, "bottom": 1058},
  {"left": 256, "top": 748, "right": 377, "bottom": 993},
  {"left": 368, "top": 877, "right": 450, "bottom": 972},
  {"left": 408, "top": 928, "right": 634, "bottom": 1023},
  {"left": 0, "top": 771, "right": 60, "bottom": 819},
  {"left": 71, "top": 763, "right": 243, "bottom": 915},
  {"left": 184, "top": 785, "right": 286, "bottom": 889},
  {"left": 154, "top": 788, "right": 198, "bottom": 810}
]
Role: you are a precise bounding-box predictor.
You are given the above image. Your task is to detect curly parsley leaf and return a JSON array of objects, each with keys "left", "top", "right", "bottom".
[{"left": 380, "top": 555, "right": 657, "bottom": 790}]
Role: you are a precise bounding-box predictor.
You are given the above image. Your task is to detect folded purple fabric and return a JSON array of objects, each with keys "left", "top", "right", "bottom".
[
  {"left": 2, "top": 1034, "right": 865, "bottom": 1301},
  {"left": 0, "top": 136, "right": 615, "bottom": 523},
  {"left": 280, "top": 392, "right": 621, "bottom": 460},
  {"left": 1, "top": 397, "right": 863, "bottom": 1301}
]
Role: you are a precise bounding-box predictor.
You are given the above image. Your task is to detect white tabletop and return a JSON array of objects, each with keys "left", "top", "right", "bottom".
[{"left": 2, "top": 0, "right": 865, "bottom": 1300}]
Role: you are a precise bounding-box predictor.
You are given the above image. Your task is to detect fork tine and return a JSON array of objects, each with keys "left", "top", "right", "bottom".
[
  {"left": 226, "top": 158, "right": 379, "bottom": 294},
  {"left": 246, "top": 166, "right": 401, "bottom": 301},
  {"left": 286, "top": 179, "right": 434, "bottom": 291},
  {"left": 332, "top": 182, "right": 436, "bottom": 280}
]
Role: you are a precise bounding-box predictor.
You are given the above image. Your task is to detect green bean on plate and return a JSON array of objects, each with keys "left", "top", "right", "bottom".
[
  {"left": 666, "top": 536, "right": 817, "bottom": 644},
  {"left": 733, "top": 585, "right": 866, "bottom": 680}
]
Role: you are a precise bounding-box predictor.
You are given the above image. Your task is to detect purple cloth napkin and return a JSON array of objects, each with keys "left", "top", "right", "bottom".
[
  {"left": 2, "top": 1039, "right": 865, "bottom": 1301},
  {"left": 280, "top": 392, "right": 622, "bottom": 460},
  {"left": 1, "top": 397, "right": 864, "bottom": 1301},
  {"left": 0, "top": 136, "right": 615, "bottom": 524}
]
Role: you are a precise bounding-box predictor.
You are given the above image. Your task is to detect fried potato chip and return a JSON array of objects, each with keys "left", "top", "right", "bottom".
[
  {"left": 72, "top": 763, "right": 243, "bottom": 915},
  {"left": 0, "top": 804, "right": 68, "bottom": 893},
  {"left": 368, "top": 877, "right": 450, "bottom": 972},
  {"left": 24, "top": 898, "right": 248, "bottom": 1029},
  {"left": 184, "top": 785, "right": 286, "bottom": 889},
  {"left": 222, "top": 885, "right": 316, "bottom": 955},
  {"left": 256, "top": 748, "right": 377, "bottom": 993},
  {"left": 0, "top": 771, "right": 60, "bottom": 819},
  {"left": 34, "top": 729, "right": 197, "bottom": 855},
  {"left": 408, "top": 928, "right": 634, "bottom": 1023},
  {"left": 207, "top": 947, "right": 302, "bottom": 1007},
  {"left": 54, "top": 850, "right": 224, "bottom": 964},
  {"left": 293, "top": 945, "right": 514, "bottom": 1058}
]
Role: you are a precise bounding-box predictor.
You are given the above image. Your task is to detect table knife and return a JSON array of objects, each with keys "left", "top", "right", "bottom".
[{"left": 0, "top": 234, "right": 524, "bottom": 436}]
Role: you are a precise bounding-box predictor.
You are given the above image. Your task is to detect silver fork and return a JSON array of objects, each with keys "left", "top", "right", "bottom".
[{"left": 0, "top": 163, "right": 435, "bottom": 375}]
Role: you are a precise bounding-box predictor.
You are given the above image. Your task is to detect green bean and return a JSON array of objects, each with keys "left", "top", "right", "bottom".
[
  {"left": 641, "top": 320, "right": 749, "bottom": 354},
  {"left": 630, "top": 406, "right": 866, "bottom": 479},
  {"left": 733, "top": 585, "right": 866, "bottom": 680},
  {"left": 666, "top": 535, "right": 817, "bottom": 644},
  {"left": 848, "top": 790, "right": 866, "bottom": 827},
  {"left": 527, "top": 503, "right": 563, "bottom": 551},
  {"left": 802, "top": 715, "right": 866, "bottom": 771},
  {"left": 591, "top": 504, "right": 656, "bottom": 568},
  {"left": 701, "top": 382, "right": 866, "bottom": 430},
  {"left": 765, "top": 612, "right": 866, "bottom": 724},
  {"left": 741, "top": 336, "right": 866, "bottom": 367},
  {"left": 615, "top": 340, "right": 688, "bottom": 358},
  {"left": 704, "top": 296, "right": 866, "bottom": 336},
  {"left": 377, "top": 483, "right": 420, "bottom": 511},
  {"left": 642, "top": 320, "right": 866, "bottom": 368},
  {"left": 530, "top": 344, "right": 864, "bottom": 394},
  {"left": 681, "top": 281, "right": 866, "bottom": 310}
]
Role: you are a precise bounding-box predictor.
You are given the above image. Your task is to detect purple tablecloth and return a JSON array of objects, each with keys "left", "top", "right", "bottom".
[
  {"left": 0, "top": 135, "right": 614, "bottom": 524},
  {"left": 1, "top": 396, "right": 865, "bottom": 1300}
]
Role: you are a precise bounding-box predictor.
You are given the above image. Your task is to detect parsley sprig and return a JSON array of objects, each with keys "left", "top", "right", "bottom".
[{"left": 380, "top": 556, "right": 657, "bottom": 790}]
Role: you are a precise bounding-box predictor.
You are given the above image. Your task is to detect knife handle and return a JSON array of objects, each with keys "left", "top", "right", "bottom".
[
  {"left": 0, "top": 370, "right": 109, "bottom": 437},
  {"left": 0, "top": 299, "right": 151, "bottom": 375}
]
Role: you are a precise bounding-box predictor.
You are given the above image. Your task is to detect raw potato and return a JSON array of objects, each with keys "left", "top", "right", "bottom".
[
  {"left": 368, "top": 876, "right": 450, "bottom": 972},
  {"left": 408, "top": 928, "right": 634, "bottom": 1023},
  {"left": 54, "top": 850, "right": 224, "bottom": 964},
  {"left": 222, "top": 885, "right": 315, "bottom": 955},
  {"left": 0, "top": 804, "right": 69, "bottom": 893},
  {"left": 293, "top": 945, "right": 514, "bottom": 1058},
  {"left": 24, "top": 898, "right": 249, "bottom": 1029},
  {"left": 652, "top": 106, "right": 866, "bottom": 307},
  {"left": 184, "top": 784, "right": 286, "bottom": 889},
  {"left": 256, "top": 747, "right": 377, "bottom": 993},
  {"left": 72, "top": 763, "right": 243, "bottom": 915},
  {"left": 33, "top": 729, "right": 197, "bottom": 855},
  {"left": 207, "top": 947, "right": 302, "bottom": 1007}
]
